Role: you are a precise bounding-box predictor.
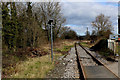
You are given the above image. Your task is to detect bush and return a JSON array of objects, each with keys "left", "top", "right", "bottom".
[
  {"left": 61, "top": 30, "right": 78, "bottom": 40},
  {"left": 90, "top": 39, "right": 108, "bottom": 51}
]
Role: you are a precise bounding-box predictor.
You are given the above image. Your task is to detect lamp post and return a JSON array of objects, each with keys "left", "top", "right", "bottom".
[{"left": 48, "top": 19, "right": 54, "bottom": 62}]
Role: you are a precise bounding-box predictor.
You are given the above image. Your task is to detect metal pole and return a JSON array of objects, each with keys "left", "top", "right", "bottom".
[{"left": 51, "top": 23, "right": 53, "bottom": 62}]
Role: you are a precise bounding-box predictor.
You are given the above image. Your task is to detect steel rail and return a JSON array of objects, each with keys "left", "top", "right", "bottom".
[
  {"left": 75, "top": 42, "right": 120, "bottom": 79},
  {"left": 75, "top": 43, "right": 86, "bottom": 80}
]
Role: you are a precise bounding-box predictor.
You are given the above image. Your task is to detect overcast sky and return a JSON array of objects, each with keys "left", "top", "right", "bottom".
[
  {"left": 61, "top": 2, "right": 118, "bottom": 36},
  {"left": 4, "top": 0, "right": 119, "bottom": 36}
]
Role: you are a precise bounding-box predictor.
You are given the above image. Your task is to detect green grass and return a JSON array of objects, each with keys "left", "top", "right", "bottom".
[
  {"left": 116, "top": 45, "right": 120, "bottom": 55},
  {"left": 80, "top": 42, "right": 91, "bottom": 48},
  {"left": 98, "top": 48, "right": 114, "bottom": 59},
  {"left": 11, "top": 53, "right": 62, "bottom": 78},
  {"left": 54, "top": 45, "right": 74, "bottom": 52},
  {"left": 99, "top": 51, "right": 109, "bottom": 57}
]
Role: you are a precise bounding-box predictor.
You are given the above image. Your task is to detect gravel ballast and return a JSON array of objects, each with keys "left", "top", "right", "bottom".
[{"left": 46, "top": 47, "right": 79, "bottom": 78}]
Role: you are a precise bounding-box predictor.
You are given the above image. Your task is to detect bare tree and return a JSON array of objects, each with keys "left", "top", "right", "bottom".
[
  {"left": 59, "top": 26, "right": 70, "bottom": 37},
  {"left": 91, "top": 13, "right": 113, "bottom": 38},
  {"left": 33, "top": 2, "right": 66, "bottom": 41}
]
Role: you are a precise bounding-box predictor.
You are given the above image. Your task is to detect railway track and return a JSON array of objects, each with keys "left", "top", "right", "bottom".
[{"left": 75, "top": 42, "right": 119, "bottom": 79}]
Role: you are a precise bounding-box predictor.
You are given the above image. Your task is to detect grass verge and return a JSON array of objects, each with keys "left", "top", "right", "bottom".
[
  {"left": 80, "top": 42, "right": 91, "bottom": 48},
  {"left": 3, "top": 39, "right": 77, "bottom": 78},
  {"left": 11, "top": 53, "right": 62, "bottom": 78},
  {"left": 116, "top": 44, "right": 120, "bottom": 55},
  {"left": 54, "top": 45, "right": 74, "bottom": 53}
]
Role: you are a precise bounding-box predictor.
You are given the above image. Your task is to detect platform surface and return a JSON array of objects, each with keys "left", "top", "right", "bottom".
[{"left": 84, "top": 66, "right": 118, "bottom": 78}]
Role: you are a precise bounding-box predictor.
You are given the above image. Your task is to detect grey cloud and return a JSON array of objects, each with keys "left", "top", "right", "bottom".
[{"left": 61, "top": 2, "right": 118, "bottom": 35}]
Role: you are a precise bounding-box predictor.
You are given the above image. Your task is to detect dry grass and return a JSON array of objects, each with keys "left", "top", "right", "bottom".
[
  {"left": 11, "top": 53, "right": 62, "bottom": 78},
  {"left": 80, "top": 38, "right": 103, "bottom": 48},
  {"left": 52, "top": 40, "right": 77, "bottom": 55},
  {"left": 41, "top": 39, "right": 77, "bottom": 54},
  {"left": 54, "top": 39, "right": 77, "bottom": 49},
  {"left": 3, "top": 39, "right": 77, "bottom": 78},
  {"left": 80, "top": 41, "right": 92, "bottom": 48}
]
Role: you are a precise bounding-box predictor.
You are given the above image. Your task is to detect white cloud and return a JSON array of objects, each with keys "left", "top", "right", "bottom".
[
  {"left": 1, "top": 0, "right": 120, "bottom": 2},
  {"left": 66, "top": 25, "right": 93, "bottom": 35},
  {"left": 2, "top": 0, "right": 119, "bottom": 2},
  {"left": 106, "top": 0, "right": 119, "bottom": 2},
  {"left": 61, "top": 2, "right": 118, "bottom": 35},
  {"left": 61, "top": 0, "right": 120, "bottom": 2}
]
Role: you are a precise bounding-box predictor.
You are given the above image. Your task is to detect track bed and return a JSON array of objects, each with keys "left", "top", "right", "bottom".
[{"left": 75, "top": 43, "right": 119, "bottom": 79}]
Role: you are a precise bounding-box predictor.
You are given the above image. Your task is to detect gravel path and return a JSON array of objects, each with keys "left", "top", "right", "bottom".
[{"left": 46, "top": 47, "right": 79, "bottom": 78}]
